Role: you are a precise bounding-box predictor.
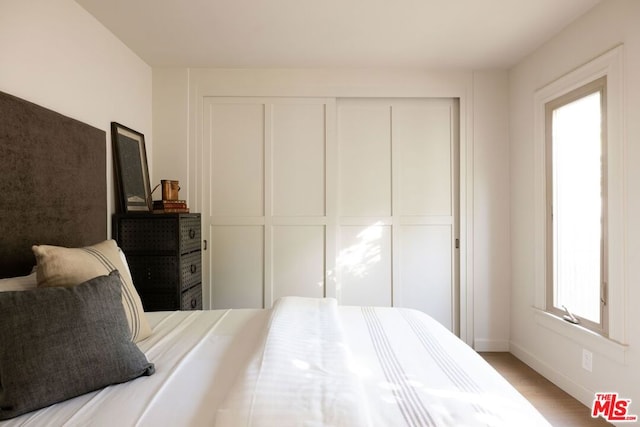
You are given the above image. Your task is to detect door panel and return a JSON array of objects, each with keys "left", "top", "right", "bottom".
[
  {"left": 211, "top": 225, "right": 263, "bottom": 309},
  {"left": 203, "top": 98, "right": 333, "bottom": 309},
  {"left": 338, "top": 224, "right": 392, "bottom": 307},
  {"left": 395, "top": 104, "right": 453, "bottom": 216},
  {"left": 337, "top": 104, "right": 391, "bottom": 217},
  {"left": 398, "top": 225, "right": 453, "bottom": 329},
  {"left": 337, "top": 98, "right": 458, "bottom": 331},
  {"left": 272, "top": 226, "right": 325, "bottom": 300},
  {"left": 272, "top": 104, "right": 326, "bottom": 217},
  {"left": 209, "top": 103, "right": 264, "bottom": 217}
]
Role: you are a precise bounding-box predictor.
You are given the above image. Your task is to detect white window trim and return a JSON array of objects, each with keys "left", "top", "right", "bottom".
[{"left": 533, "top": 45, "right": 627, "bottom": 348}]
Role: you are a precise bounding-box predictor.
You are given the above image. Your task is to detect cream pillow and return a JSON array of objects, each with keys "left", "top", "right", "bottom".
[
  {"left": 0, "top": 272, "right": 37, "bottom": 292},
  {"left": 32, "top": 240, "right": 151, "bottom": 342}
]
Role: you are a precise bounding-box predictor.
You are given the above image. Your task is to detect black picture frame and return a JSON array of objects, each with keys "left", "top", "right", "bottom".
[{"left": 111, "top": 122, "right": 152, "bottom": 213}]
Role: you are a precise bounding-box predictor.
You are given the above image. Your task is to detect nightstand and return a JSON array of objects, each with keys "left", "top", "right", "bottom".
[{"left": 112, "top": 213, "right": 202, "bottom": 311}]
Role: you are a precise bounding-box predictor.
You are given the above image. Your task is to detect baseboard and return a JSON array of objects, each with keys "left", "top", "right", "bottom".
[
  {"left": 509, "top": 341, "right": 595, "bottom": 407},
  {"left": 474, "top": 338, "right": 510, "bottom": 352}
]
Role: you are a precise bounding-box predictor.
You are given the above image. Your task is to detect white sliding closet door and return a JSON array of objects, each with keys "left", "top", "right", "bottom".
[
  {"left": 201, "top": 97, "right": 458, "bottom": 332},
  {"left": 202, "top": 98, "right": 334, "bottom": 309},
  {"left": 337, "top": 98, "right": 459, "bottom": 331}
]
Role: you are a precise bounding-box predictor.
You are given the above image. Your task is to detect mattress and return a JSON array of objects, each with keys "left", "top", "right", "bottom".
[{"left": 1, "top": 298, "right": 550, "bottom": 426}]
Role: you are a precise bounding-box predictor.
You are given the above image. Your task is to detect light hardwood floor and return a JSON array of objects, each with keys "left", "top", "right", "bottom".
[{"left": 480, "top": 352, "right": 611, "bottom": 426}]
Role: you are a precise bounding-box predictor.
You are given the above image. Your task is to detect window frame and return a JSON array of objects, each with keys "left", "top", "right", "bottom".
[
  {"left": 544, "top": 77, "right": 608, "bottom": 336},
  {"left": 533, "top": 45, "right": 626, "bottom": 348}
]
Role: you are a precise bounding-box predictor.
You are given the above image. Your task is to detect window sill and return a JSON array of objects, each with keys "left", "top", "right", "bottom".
[{"left": 532, "top": 308, "right": 628, "bottom": 364}]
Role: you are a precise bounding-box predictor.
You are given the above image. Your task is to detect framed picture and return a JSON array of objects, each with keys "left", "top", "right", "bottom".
[{"left": 111, "top": 122, "right": 152, "bottom": 213}]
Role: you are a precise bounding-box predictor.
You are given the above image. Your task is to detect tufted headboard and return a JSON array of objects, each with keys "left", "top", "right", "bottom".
[{"left": 0, "top": 91, "right": 107, "bottom": 278}]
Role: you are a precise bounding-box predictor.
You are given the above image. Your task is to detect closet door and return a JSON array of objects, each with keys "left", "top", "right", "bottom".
[
  {"left": 202, "top": 98, "right": 334, "bottom": 309},
  {"left": 337, "top": 98, "right": 459, "bottom": 331},
  {"left": 201, "top": 96, "right": 458, "bottom": 332}
]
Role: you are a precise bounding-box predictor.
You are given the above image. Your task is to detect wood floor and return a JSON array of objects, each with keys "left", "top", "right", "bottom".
[{"left": 480, "top": 352, "right": 611, "bottom": 427}]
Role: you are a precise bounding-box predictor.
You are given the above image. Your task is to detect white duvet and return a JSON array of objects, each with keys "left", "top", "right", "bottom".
[
  {"left": 1, "top": 298, "right": 550, "bottom": 426},
  {"left": 217, "top": 297, "right": 550, "bottom": 427},
  {"left": 216, "top": 297, "right": 370, "bottom": 427}
]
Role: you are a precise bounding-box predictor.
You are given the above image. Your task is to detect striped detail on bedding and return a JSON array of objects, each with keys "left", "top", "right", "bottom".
[
  {"left": 399, "top": 309, "right": 494, "bottom": 418},
  {"left": 82, "top": 247, "right": 142, "bottom": 342},
  {"left": 361, "top": 306, "right": 437, "bottom": 427}
]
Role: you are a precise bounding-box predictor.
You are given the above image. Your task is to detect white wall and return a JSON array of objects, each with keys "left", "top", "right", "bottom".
[
  {"left": 509, "top": 0, "right": 640, "bottom": 408},
  {"left": 151, "top": 68, "right": 189, "bottom": 192},
  {"left": 0, "top": 0, "right": 152, "bottom": 226},
  {"left": 473, "top": 71, "right": 511, "bottom": 351},
  {"left": 153, "top": 67, "right": 511, "bottom": 349}
]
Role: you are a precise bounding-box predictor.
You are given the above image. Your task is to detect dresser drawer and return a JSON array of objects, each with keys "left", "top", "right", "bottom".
[
  {"left": 138, "top": 291, "right": 179, "bottom": 312},
  {"left": 114, "top": 214, "right": 201, "bottom": 254},
  {"left": 180, "top": 251, "right": 201, "bottom": 291},
  {"left": 181, "top": 285, "right": 202, "bottom": 310},
  {"left": 180, "top": 216, "right": 201, "bottom": 253},
  {"left": 127, "top": 255, "right": 178, "bottom": 290},
  {"left": 116, "top": 217, "right": 179, "bottom": 252}
]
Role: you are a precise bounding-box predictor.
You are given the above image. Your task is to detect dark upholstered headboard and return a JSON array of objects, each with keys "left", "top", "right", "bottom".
[{"left": 0, "top": 91, "right": 107, "bottom": 278}]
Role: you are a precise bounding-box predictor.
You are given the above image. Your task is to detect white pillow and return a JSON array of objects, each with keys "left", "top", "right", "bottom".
[
  {"left": 32, "top": 240, "right": 151, "bottom": 343},
  {"left": 0, "top": 272, "right": 38, "bottom": 292}
]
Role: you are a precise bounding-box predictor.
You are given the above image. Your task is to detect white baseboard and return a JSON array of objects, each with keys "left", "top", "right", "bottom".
[
  {"left": 474, "top": 339, "right": 510, "bottom": 352},
  {"left": 509, "top": 341, "right": 595, "bottom": 407}
]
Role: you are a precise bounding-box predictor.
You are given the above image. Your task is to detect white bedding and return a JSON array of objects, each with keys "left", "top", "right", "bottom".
[
  {"left": 216, "top": 297, "right": 370, "bottom": 427},
  {"left": 1, "top": 298, "right": 550, "bottom": 426}
]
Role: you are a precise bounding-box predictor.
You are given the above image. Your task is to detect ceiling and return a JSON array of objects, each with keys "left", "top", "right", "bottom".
[{"left": 75, "top": 0, "right": 602, "bottom": 69}]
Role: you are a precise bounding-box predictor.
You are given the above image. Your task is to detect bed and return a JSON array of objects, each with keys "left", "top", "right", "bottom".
[{"left": 0, "top": 90, "right": 551, "bottom": 426}]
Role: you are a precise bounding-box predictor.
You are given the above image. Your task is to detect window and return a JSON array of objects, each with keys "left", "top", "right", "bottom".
[
  {"left": 533, "top": 46, "right": 625, "bottom": 349},
  {"left": 545, "top": 77, "right": 607, "bottom": 335}
]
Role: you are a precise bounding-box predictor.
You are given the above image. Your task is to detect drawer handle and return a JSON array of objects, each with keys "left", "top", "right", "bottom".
[
  {"left": 189, "top": 229, "right": 196, "bottom": 239},
  {"left": 190, "top": 298, "right": 197, "bottom": 309},
  {"left": 190, "top": 264, "right": 197, "bottom": 274}
]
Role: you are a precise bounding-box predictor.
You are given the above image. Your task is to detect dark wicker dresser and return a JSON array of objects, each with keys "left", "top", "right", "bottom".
[{"left": 112, "top": 213, "right": 202, "bottom": 311}]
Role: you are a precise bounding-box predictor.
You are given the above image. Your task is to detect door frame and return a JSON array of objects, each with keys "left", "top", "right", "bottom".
[{"left": 187, "top": 70, "right": 475, "bottom": 347}]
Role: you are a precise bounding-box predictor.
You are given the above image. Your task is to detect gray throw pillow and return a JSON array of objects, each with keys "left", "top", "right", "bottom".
[{"left": 0, "top": 270, "right": 155, "bottom": 420}]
